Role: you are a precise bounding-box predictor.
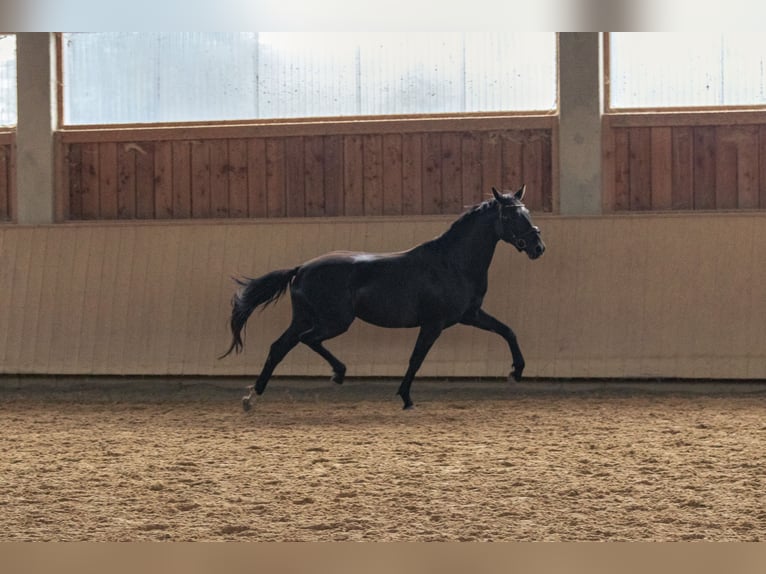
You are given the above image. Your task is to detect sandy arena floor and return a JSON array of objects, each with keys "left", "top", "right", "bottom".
[{"left": 1, "top": 377, "right": 764, "bottom": 541}]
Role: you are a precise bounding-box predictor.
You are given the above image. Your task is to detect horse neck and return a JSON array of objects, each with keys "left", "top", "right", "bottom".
[{"left": 432, "top": 206, "right": 499, "bottom": 278}]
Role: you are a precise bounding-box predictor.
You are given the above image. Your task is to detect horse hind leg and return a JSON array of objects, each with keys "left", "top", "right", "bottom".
[
  {"left": 242, "top": 323, "right": 301, "bottom": 412},
  {"left": 299, "top": 321, "right": 353, "bottom": 385}
]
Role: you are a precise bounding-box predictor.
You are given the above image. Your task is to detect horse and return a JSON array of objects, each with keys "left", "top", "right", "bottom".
[{"left": 220, "top": 185, "right": 545, "bottom": 410}]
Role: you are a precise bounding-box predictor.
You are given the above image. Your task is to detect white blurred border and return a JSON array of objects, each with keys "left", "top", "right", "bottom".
[{"left": 1, "top": 0, "right": 765, "bottom": 32}]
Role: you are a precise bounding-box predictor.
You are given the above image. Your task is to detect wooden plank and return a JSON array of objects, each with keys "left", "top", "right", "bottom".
[
  {"left": 422, "top": 132, "right": 442, "bottom": 214},
  {"left": 284, "top": 137, "right": 305, "bottom": 217},
  {"left": 191, "top": 140, "right": 212, "bottom": 218},
  {"left": 761, "top": 126, "right": 766, "bottom": 209},
  {"left": 362, "top": 134, "right": 383, "bottom": 216},
  {"left": 66, "top": 144, "right": 83, "bottom": 220},
  {"left": 401, "top": 133, "right": 422, "bottom": 215},
  {"left": 153, "top": 140, "right": 174, "bottom": 218},
  {"left": 715, "top": 127, "right": 739, "bottom": 210},
  {"left": 342, "top": 135, "right": 364, "bottom": 216},
  {"left": 116, "top": 143, "right": 137, "bottom": 219},
  {"left": 734, "top": 126, "right": 759, "bottom": 209},
  {"left": 80, "top": 142, "right": 100, "bottom": 219},
  {"left": 500, "top": 132, "right": 524, "bottom": 192},
  {"left": 480, "top": 132, "right": 503, "bottom": 194},
  {"left": 540, "top": 130, "right": 554, "bottom": 212},
  {"left": 0, "top": 145, "right": 8, "bottom": 220},
  {"left": 266, "top": 139, "right": 286, "bottom": 217},
  {"left": 671, "top": 127, "right": 694, "bottom": 210},
  {"left": 323, "top": 135, "right": 343, "bottom": 217},
  {"left": 227, "top": 139, "right": 248, "bottom": 218},
  {"left": 382, "top": 134, "right": 403, "bottom": 216},
  {"left": 521, "top": 133, "right": 544, "bottom": 211},
  {"left": 601, "top": 117, "right": 616, "bottom": 211},
  {"left": 605, "top": 109, "right": 766, "bottom": 129},
  {"left": 440, "top": 132, "right": 462, "bottom": 214},
  {"left": 209, "top": 139, "right": 229, "bottom": 218},
  {"left": 135, "top": 141, "right": 155, "bottom": 219},
  {"left": 461, "top": 132, "right": 483, "bottom": 208},
  {"left": 97, "top": 142, "right": 118, "bottom": 219},
  {"left": 692, "top": 126, "right": 717, "bottom": 210},
  {"left": 246, "top": 138, "right": 267, "bottom": 218},
  {"left": 304, "top": 136, "right": 326, "bottom": 217},
  {"left": 612, "top": 128, "right": 630, "bottom": 211},
  {"left": 650, "top": 127, "right": 673, "bottom": 210},
  {"left": 628, "top": 127, "right": 652, "bottom": 211},
  {"left": 171, "top": 141, "right": 192, "bottom": 218}
]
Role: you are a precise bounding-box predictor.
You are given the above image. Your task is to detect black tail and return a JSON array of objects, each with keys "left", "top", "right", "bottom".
[{"left": 218, "top": 267, "right": 300, "bottom": 359}]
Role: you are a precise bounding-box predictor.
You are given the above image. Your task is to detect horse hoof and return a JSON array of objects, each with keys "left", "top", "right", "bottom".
[
  {"left": 331, "top": 372, "right": 344, "bottom": 385},
  {"left": 402, "top": 403, "right": 414, "bottom": 410},
  {"left": 242, "top": 397, "right": 252, "bottom": 412},
  {"left": 509, "top": 369, "right": 523, "bottom": 382}
]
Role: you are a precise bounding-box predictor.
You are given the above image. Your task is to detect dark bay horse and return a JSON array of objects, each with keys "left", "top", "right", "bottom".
[{"left": 220, "top": 185, "right": 545, "bottom": 410}]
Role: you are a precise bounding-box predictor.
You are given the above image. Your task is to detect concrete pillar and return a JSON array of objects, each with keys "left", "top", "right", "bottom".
[
  {"left": 15, "top": 33, "right": 57, "bottom": 224},
  {"left": 558, "top": 33, "right": 602, "bottom": 215}
]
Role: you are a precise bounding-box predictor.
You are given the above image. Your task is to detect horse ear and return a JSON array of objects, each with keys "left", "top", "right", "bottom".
[
  {"left": 492, "top": 187, "right": 502, "bottom": 202},
  {"left": 514, "top": 185, "right": 527, "bottom": 202}
]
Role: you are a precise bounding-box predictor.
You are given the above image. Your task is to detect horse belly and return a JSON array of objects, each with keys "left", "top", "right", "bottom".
[{"left": 352, "top": 288, "right": 421, "bottom": 328}]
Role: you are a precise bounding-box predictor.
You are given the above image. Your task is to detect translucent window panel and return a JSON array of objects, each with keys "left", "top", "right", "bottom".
[
  {"left": 0, "top": 35, "right": 17, "bottom": 127},
  {"left": 62, "top": 32, "right": 556, "bottom": 125},
  {"left": 610, "top": 33, "right": 766, "bottom": 109}
]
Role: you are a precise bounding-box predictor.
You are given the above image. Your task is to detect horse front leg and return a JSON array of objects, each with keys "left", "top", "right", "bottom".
[
  {"left": 397, "top": 324, "right": 443, "bottom": 409},
  {"left": 460, "top": 308, "right": 525, "bottom": 382}
]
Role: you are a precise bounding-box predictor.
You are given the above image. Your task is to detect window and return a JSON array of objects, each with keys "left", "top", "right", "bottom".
[
  {"left": 0, "top": 34, "right": 16, "bottom": 127},
  {"left": 609, "top": 32, "right": 766, "bottom": 110},
  {"left": 61, "top": 32, "right": 557, "bottom": 125}
]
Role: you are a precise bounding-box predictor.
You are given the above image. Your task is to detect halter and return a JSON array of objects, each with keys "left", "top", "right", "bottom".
[{"left": 497, "top": 200, "right": 540, "bottom": 250}]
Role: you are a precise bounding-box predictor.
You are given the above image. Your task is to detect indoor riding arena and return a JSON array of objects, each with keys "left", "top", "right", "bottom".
[{"left": 2, "top": 33, "right": 765, "bottom": 543}]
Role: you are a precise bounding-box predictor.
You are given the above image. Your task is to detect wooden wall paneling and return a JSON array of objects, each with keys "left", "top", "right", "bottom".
[
  {"left": 304, "top": 136, "right": 326, "bottom": 217},
  {"left": 733, "top": 126, "right": 759, "bottom": 209},
  {"left": 44, "top": 229, "right": 75, "bottom": 371},
  {"left": 97, "top": 142, "right": 118, "bottom": 219},
  {"left": 382, "top": 134, "right": 403, "bottom": 215},
  {"left": 521, "top": 132, "right": 544, "bottom": 211},
  {"left": 692, "top": 126, "right": 717, "bottom": 210},
  {"left": 440, "top": 132, "right": 463, "bottom": 213},
  {"left": 540, "top": 130, "right": 554, "bottom": 212},
  {"left": 79, "top": 142, "right": 100, "bottom": 219},
  {"left": 342, "top": 135, "right": 364, "bottom": 216},
  {"left": 323, "top": 135, "right": 343, "bottom": 217},
  {"left": 227, "top": 139, "right": 249, "bottom": 218},
  {"left": 461, "top": 132, "right": 483, "bottom": 208},
  {"left": 650, "top": 127, "right": 673, "bottom": 210},
  {"left": 671, "top": 127, "right": 694, "bottom": 209},
  {"left": 715, "top": 127, "right": 740, "bottom": 210},
  {"left": 0, "top": 230, "right": 19, "bottom": 364},
  {"left": 0, "top": 144, "right": 8, "bottom": 220},
  {"left": 246, "top": 138, "right": 268, "bottom": 218},
  {"left": 266, "top": 139, "right": 286, "bottom": 217},
  {"left": 117, "top": 143, "right": 137, "bottom": 219},
  {"left": 601, "top": 118, "right": 616, "bottom": 211},
  {"left": 500, "top": 132, "right": 523, "bottom": 196},
  {"left": 481, "top": 132, "right": 502, "bottom": 195},
  {"left": 612, "top": 129, "right": 630, "bottom": 210},
  {"left": 209, "top": 139, "right": 230, "bottom": 218},
  {"left": 190, "top": 140, "right": 212, "bottom": 218},
  {"left": 66, "top": 144, "right": 81, "bottom": 219},
  {"left": 284, "top": 136, "right": 306, "bottom": 217},
  {"left": 153, "top": 140, "right": 174, "bottom": 218},
  {"left": 628, "top": 127, "right": 652, "bottom": 210},
  {"left": 401, "top": 133, "right": 422, "bottom": 215},
  {"left": 135, "top": 141, "right": 156, "bottom": 219},
  {"left": 15, "top": 229, "right": 46, "bottom": 370},
  {"left": 362, "top": 134, "right": 384, "bottom": 215},
  {"left": 422, "top": 132, "right": 442, "bottom": 214},
  {"left": 171, "top": 141, "right": 192, "bottom": 218},
  {"left": 761, "top": 126, "right": 766, "bottom": 208}
]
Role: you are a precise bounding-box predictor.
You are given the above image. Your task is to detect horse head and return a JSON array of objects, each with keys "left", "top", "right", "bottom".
[{"left": 492, "top": 185, "right": 545, "bottom": 260}]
